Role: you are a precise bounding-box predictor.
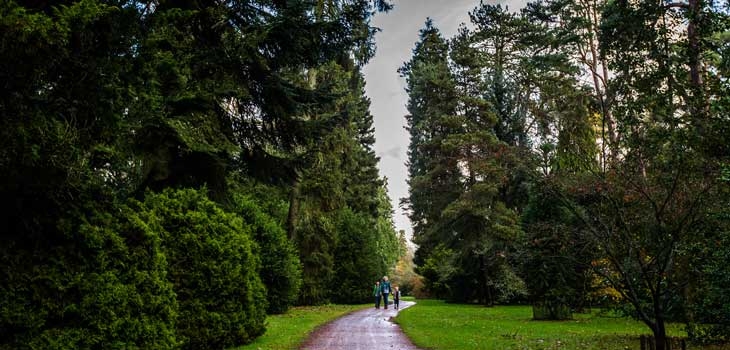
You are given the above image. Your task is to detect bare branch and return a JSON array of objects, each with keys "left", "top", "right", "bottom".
[{"left": 664, "top": 2, "right": 690, "bottom": 10}]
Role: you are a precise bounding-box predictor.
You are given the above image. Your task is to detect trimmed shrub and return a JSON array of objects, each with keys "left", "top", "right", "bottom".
[
  {"left": 686, "top": 227, "right": 730, "bottom": 345},
  {"left": 143, "top": 189, "right": 266, "bottom": 349},
  {"left": 0, "top": 201, "right": 178, "bottom": 350},
  {"left": 296, "top": 210, "right": 337, "bottom": 305},
  {"left": 331, "top": 208, "right": 385, "bottom": 304},
  {"left": 532, "top": 302, "right": 572, "bottom": 321},
  {"left": 522, "top": 181, "right": 596, "bottom": 313},
  {"left": 233, "top": 195, "right": 302, "bottom": 314}
]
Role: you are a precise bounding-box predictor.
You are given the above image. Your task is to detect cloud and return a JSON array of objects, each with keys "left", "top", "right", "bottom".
[{"left": 378, "top": 146, "right": 402, "bottom": 160}]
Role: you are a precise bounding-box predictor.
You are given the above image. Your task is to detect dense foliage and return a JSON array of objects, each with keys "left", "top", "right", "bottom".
[
  {"left": 521, "top": 180, "right": 596, "bottom": 318},
  {"left": 1, "top": 200, "right": 178, "bottom": 350},
  {"left": 142, "top": 189, "right": 266, "bottom": 349},
  {"left": 331, "top": 193, "right": 401, "bottom": 304},
  {"left": 232, "top": 194, "right": 302, "bottom": 315},
  {"left": 686, "top": 166, "right": 730, "bottom": 344},
  {"left": 0, "top": 0, "right": 402, "bottom": 347},
  {"left": 402, "top": 1, "right": 730, "bottom": 348}
]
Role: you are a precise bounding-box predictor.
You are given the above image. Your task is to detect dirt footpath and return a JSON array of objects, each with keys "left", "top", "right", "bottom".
[{"left": 300, "top": 301, "right": 421, "bottom": 350}]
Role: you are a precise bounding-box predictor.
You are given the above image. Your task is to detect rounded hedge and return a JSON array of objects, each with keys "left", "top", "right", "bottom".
[
  {"left": 233, "top": 195, "right": 302, "bottom": 314},
  {"left": 143, "top": 189, "right": 267, "bottom": 349},
  {"left": 331, "top": 208, "right": 383, "bottom": 304},
  {"left": 0, "top": 201, "right": 178, "bottom": 350}
]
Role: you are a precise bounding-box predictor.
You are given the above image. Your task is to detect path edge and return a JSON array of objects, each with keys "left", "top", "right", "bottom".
[
  {"left": 296, "top": 304, "right": 373, "bottom": 350},
  {"left": 297, "top": 301, "right": 419, "bottom": 350}
]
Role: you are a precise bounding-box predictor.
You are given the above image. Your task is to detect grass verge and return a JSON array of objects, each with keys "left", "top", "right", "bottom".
[
  {"left": 395, "top": 299, "right": 696, "bottom": 350},
  {"left": 235, "top": 304, "right": 370, "bottom": 350}
]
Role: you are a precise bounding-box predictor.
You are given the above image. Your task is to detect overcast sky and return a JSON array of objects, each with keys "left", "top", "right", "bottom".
[{"left": 363, "top": 0, "right": 527, "bottom": 238}]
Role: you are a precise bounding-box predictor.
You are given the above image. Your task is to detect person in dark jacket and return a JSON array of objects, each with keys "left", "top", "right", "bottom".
[
  {"left": 373, "top": 281, "right": 382, "bottom": 309},
  {"left": 393, "top": 286, "right": 401, "bottom": 310},
  {"left": 380, "top": 276, "right": 392, "bottom": 309}
]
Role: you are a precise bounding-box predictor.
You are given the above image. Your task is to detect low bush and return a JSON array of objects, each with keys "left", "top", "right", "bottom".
[
  {"left": 233, "top": 194, "right": 302, "bottom": 314},
  {"left": 0, "top": 201, "right": 178, "bottom": 349},
  {"left": 143, "top": 189, "right": 267, "bottom": 349},
  {"left": 331, "top": 208, "right": 388, "bottom": 304}
]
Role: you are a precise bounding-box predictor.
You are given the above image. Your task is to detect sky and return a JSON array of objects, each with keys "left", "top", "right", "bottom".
[{"left": 363, "top": 0, "right": 527, "bottom": 239}]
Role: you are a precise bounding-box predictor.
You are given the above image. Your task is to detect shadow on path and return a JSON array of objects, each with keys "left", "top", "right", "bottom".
[{"left": 300, "top": 301, "right": 421, "bottom": 350}]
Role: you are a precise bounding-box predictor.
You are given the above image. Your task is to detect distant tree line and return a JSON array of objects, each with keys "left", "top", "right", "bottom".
[
  {"left": 0, "top": 0, "right": 403, "bottom": 349},
  {"left": 402, "top": 1, "right": 729, "bottom": 348}
]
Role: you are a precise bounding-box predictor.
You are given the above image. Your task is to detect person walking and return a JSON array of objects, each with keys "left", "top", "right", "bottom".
[
  {"left": 393, "top": 286, "right": 401, "bottom": 310},
  {"left": 380, "top": 276, "right": 392, "bottom": 309},
  {"left": 373, "top": 281, "right": 382, "bottom": 309}
]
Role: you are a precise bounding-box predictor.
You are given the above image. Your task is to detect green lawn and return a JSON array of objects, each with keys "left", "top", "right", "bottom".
[
  {"left": 395, "top": 300, "right": 693, "bottom": 350},
  {"left": 235, "top": 304, "right": 370, "bottom": 350}
]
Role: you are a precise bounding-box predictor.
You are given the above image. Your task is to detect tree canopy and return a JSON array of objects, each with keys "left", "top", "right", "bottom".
[
  {"left": 402, "top": 1, "right": 730, "bottom": 348},
  {"left": 1, "top": 0, "right": 402, "bottom": 348}
]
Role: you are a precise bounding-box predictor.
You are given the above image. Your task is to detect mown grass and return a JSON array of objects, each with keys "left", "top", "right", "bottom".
[
  {"left": 395, "top": 299, "right": 701, "bottom": 350},
  {"left": 235, "top": 304, "right": 370, "bottom": 350}
]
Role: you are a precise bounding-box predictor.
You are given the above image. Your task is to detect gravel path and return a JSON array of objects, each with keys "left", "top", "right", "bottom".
[{"left": 300, "top": 301, "right": 421, "bottom": 350}]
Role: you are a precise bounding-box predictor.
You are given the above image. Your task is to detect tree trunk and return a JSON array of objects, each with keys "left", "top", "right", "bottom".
[
  {"left": 686, "top": 0, "right": 710, "bottom": 119},
  {"left": 652, "top": 318, "right": 668, "bottom": 350},
  {"left": 286, "top": 177, "right": 300, "bottom": 241},
  {"left": 481, "top": 255, "right": 493, "bottom": 306},
  {"left": 584, "top": 0, "right": 618, "bottom": 167},
  {"left": 687, "top": 0, "right": 702, "bottom": 90}
]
